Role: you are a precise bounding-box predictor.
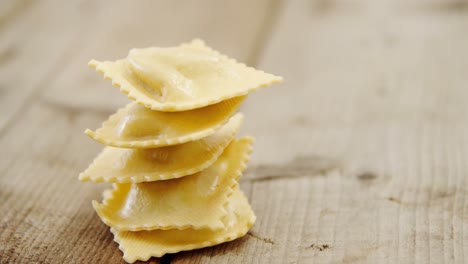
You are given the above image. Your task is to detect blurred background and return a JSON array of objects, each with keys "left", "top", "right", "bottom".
[{"left": 1, "top": 0, "right": 468, "bottom": 263}]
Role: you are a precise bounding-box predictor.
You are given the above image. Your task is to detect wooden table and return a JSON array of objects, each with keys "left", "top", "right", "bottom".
[{"left": 1, "top": 0, "right": 468, "bottom": 263}]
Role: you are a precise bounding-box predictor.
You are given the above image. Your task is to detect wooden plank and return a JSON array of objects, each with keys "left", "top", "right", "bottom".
[
  {"left": 174, "top": 0, "right": 468, "bottom": 263},
  {"left": 0, "top": 103, "right": 120, "bottom": 263},
  {"left": 0, "top": 0, "right": 106, "bottom": 132},
  {"left": 0, "top": 0, "right": 277, "bottom": 263}
]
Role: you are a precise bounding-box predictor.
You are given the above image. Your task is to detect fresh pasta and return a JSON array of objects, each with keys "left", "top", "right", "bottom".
[{"left": 81, "top": 39, "right": 282, "bottom": 263}]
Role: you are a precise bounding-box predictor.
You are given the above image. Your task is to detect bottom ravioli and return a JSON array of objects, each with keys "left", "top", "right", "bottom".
[{"left": 111, "top": 188, "right": 256, "bottom": 263}]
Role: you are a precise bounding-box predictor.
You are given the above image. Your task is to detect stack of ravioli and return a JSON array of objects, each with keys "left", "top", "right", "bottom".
[{"left": 79, "top": 39, "right": 282, "bottom": 263}]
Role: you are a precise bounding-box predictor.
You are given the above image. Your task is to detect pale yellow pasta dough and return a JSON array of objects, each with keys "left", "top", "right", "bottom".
[
  {"left": 79, "top": 113, "right": 242, "bottom": 183},
  {"left": 93, "top": 138, "right": 253, "bottom": 232},
  {"left": 85, "top": 96, "right": 244, "bottom": 148},
  {"left": 89, "top": 39, "right": 282, "bottom": 112},
  {"left": 111, "top": 187, "right": 255, "bottom": 263}
]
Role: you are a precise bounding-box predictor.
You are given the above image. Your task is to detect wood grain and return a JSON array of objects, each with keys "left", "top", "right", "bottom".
[
  {"left": 1, "top": 0, "right": 468, "bottom": 263},
  {"left": 175, "top": 0, "right": 468, "bottom": 263},
  {"left": 0, "top": 0, "right": 107, "bottom": 132}
]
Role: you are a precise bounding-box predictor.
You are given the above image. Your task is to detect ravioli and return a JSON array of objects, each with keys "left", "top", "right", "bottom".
[
  {"left": 93, "top": 138, "right": 253, "bottom": 232},
  {"left": 79, "top": 113, "right": 242, "bottom": 183},
  {"left": 85, "top": 97, "right": 244, "bottom": 148},
  {"left": 111, "top": 187, "right": 255, "bottom": 263},
  {"left": 80, "top": 40, "right": 279, "bottom": 263},
  {"left": 89, "top": 39, "right": 282, "bottom": 112}
]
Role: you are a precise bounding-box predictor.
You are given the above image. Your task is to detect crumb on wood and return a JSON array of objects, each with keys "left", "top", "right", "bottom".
[{"left": 247, "top": 231, "right": 275, "bottom": 245}]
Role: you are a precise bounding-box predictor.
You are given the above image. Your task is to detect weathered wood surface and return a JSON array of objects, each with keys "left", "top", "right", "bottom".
[{"left": 1, "top": 0, "right": 468, "bottom": 263}]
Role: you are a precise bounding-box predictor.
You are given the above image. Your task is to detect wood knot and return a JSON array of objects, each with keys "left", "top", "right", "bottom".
[
  {"left": 357, "top": 172, "right": 377, "bottom": 181},
  {"left": 307, "top": 243, "right": 330, "bottom": 251},
  {"left": 247, "top": 231, "right": 275, "bottom": 245}
]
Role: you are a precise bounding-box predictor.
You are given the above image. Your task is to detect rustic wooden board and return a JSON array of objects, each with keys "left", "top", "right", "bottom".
[
  {"left": 1, "top": 0, "right": 468, "bottom": 263},
  {"left": 175, "top": 0, "right": 468, "bottom": 263}
]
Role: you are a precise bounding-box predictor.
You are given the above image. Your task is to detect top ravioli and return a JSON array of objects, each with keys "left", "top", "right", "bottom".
[{"left": 89, "top": 39, "right": 283, "bottom": 111}]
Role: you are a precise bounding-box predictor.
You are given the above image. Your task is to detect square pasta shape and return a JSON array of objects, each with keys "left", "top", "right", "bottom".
[
  {"left": 111, "top": 187, "right": 256, "bottom": 263},
  {"left": 79, "top": 112, "right": 242, "bottom": 183},
  {"left": 89, "top": 39, "right": 282, "bottom": 112},
  {"left": 85, "top": 97, "right": 244, "bottom": 148},
  {"left": 93, "top": 138, "right": 253, "bottom": 232}
]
